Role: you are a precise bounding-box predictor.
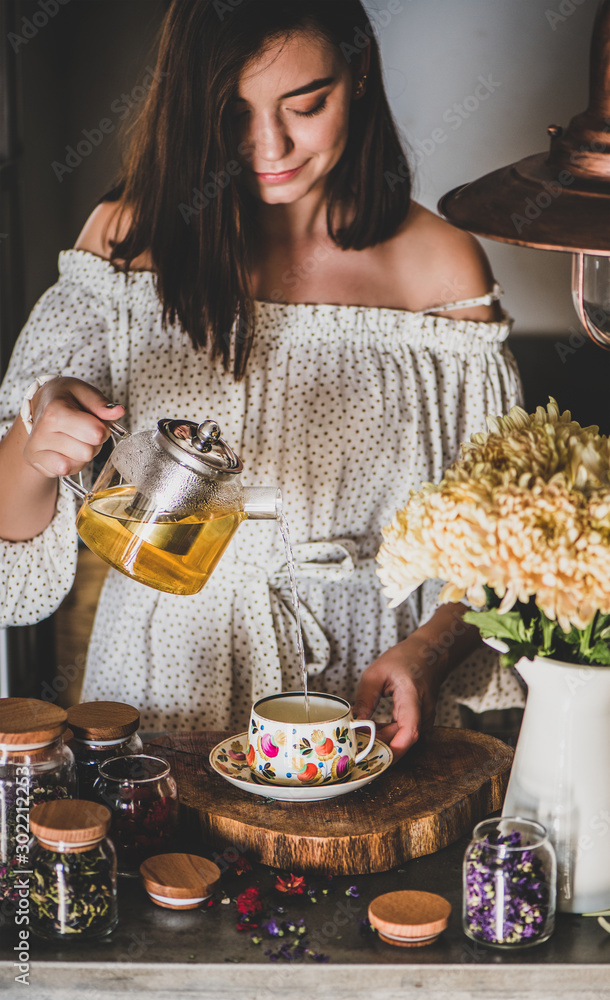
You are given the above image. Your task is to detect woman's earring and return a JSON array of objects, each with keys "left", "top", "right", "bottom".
[{"left": 355, "top": 74, "right": 367, "bottom": 98}]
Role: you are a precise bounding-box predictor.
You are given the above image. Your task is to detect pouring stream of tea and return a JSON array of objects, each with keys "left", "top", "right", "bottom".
[{"left": 278, "top": 513, "right": 310, "bottom": 722}]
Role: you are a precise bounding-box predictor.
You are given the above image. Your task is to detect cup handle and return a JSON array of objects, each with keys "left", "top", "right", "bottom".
[{"left": 350, "top": 720, "right": 376, "bottom": 764}]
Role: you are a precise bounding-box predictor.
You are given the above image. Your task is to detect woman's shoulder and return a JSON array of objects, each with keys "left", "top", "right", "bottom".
[
  {"left": 383, "top": 202, "right": 500, "bottom": 321},
  {"left": 74, "top": 201, "right": 154, "bottom": 272}
]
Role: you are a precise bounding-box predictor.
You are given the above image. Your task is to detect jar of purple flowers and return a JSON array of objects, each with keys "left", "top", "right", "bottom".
[{"left": 463, "top": 817, "right": 556, "bottom": 948}]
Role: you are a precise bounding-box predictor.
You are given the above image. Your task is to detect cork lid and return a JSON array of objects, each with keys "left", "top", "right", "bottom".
[
  {"left": 30, "top": 800, "right": 111, "bottom": 851},
  {"left": 67, "top": 701, "right": 140, "bottom": 740},
  {"left": 0, "top": 698, "right": 66, "bottom": 747},
  {"left": 140, "top": 854, "right": 221, "bottom": 909},
  {"left": 368, "top": 891, "right": 451, "bottom": 947}
]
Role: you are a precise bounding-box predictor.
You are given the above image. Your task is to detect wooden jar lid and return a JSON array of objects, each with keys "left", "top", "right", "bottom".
[
  {"left": 30, "top": 800, "right": 111, "bottom": 852},
  {"left": 368, "top": 891, "right": 451, "bottom": 947},
  {"left": 67, "top": 701, "right": 140, "bottom": 740},
  {"left": 140, "top": 854, "right": 221, "bottom": 910},
  {"left": 0, "top": 698, "right": 66, "bottom": 746}
]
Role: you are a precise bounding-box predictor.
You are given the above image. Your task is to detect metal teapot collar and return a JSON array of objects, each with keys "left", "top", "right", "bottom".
[{"left": 155, "top": 418, "right": 243, "bottom": 474}]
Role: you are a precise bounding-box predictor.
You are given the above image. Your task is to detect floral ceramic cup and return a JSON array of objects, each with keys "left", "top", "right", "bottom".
[{"left": 246, "top": 692, "right": 376, "bottom": 786}]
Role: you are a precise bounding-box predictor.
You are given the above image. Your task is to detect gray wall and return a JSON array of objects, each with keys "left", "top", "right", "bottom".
[
  {"left": 17, "top": 0, "right": 166, "bottom": 316},
  {"left": 15, "top": 0, "right": 603, "bottom": 338},
  {"left": 369, "top": 0, "right": 598, "bottom": 336}
]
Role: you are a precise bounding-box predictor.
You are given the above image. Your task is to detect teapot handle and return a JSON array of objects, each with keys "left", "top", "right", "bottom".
[
  {"left": 61, "top": 420, "right": 130, "bottom": 502},
  {"left": 109, "top": 420, "right": 129, "bottom": 442}
]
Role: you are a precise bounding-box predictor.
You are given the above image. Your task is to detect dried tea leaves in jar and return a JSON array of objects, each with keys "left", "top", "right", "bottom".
[{"left": 29, "top": 799, "right": 118, "bottom": 940}]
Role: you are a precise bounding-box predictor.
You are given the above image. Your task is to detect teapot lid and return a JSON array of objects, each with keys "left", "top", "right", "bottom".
[{"left": 155, "top": 419, "right": 243, "bottom": 475}]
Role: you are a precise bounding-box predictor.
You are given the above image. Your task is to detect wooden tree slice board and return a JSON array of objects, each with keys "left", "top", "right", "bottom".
[{"left": 147, "top": 727, "right": 512, "bottom": 876}]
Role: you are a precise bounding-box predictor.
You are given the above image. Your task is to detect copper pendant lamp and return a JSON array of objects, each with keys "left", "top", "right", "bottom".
[{"left": 439, "top": 0, "right": 610, "bottom": 349}]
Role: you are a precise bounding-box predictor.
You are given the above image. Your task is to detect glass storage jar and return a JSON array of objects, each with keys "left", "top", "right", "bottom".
[
  {"left": 29, "top": 799, "right": 118, "bottom": 940},
  {"left": 94, "top": 754, "right": 178, "bottom": 876},
  {"left": 66, "top": 701, "right": 143, "bottom": 800},
  {"left": 0, "top": 698, "right": 76, "bottom": 904},
  {"left": 463, "top": 817, "right": 556, "bottom": 948}
]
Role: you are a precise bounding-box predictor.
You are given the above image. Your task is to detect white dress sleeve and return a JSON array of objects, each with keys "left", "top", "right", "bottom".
[{"left": 0, "top": 253, "right": 116, "bottom": 626}]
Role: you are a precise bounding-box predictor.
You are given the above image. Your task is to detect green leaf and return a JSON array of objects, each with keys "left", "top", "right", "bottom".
[
  {"left": 559, "top": 625, "right": 582, "bottom": 646},
  {"left": 464, "top": 601, "right": 610, "bottom": 669},
  {"left": 499, "top": 643, "right": 539, "bottom": 670},
  {"left": 584, "top": 642, "right": 610, "bottom": 666},
  {"left": 592, "top": 614, "right": 610, "bottom": 642},
  {"left": 463, "top": 608, "right": 533, "bottom": 644},
  {"left": 537, "top": 608, "right": 558, "bottom": 656}
]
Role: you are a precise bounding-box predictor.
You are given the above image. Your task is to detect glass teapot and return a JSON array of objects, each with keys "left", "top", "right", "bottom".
[{"left": 63, "top": 417, "right": 281, "bottom": 596}]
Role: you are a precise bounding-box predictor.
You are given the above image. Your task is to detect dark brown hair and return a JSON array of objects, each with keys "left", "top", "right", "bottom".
[{"left": 111, "top": 0, "right": 411, "bottom": 379}]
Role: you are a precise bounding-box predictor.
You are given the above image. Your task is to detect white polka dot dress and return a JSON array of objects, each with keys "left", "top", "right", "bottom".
[{"left": 0, "top": 250, "right": 526, "bottom": 731}]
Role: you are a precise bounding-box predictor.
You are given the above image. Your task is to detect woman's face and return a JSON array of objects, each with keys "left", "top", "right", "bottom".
[{"left": 232, "top": 30, "right": 354, "bottom": 206}]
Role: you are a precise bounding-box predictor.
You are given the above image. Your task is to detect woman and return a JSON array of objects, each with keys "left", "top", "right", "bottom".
[{"left": 0, "top": 1, "right": 524, "bottom": 754}]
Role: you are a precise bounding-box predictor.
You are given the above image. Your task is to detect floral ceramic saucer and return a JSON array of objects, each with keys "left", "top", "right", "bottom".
[{"left": 209, "top": 733, "right": 393, "bottom": 803}]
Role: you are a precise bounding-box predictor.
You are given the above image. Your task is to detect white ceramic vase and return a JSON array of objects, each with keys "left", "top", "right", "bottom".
[{"left": 502, "top": 652, "right": 610, "bottom": 914}]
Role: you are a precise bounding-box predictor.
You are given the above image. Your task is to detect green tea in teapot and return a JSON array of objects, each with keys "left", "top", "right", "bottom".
[{"left": 76, "top": 486, "right": 245, "bottom": 595}]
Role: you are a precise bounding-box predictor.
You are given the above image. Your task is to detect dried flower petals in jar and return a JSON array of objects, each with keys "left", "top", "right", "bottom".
[
  {"left": 463, "top": 817, "right": 556, "bottom": 948},
  {"left": 0, "top": 699, "right": 75, "bottom": 904},
  {"left": 94, "top": 754, "right": 178, "bottom": 876},
  {"left": 66, "top": 701, "right": 143, "bottom": 800}
]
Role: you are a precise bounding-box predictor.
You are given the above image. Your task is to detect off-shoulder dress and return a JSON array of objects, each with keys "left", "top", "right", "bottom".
[{"left": 0, "top": 250, "right": 526, "bottom": 731}]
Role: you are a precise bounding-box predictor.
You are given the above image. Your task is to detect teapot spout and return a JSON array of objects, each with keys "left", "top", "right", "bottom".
[{"left": 243, "top": 487, "right": 282, "bottom": 520}]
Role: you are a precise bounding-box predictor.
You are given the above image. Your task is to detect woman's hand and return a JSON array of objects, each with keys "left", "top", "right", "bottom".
[
  {"left": 24, "top": 376, "right": 124, "bottom": 479},
  {"left": 353, "top": 635, "right": 440, "bottom": 761},
  {"left": 0, "top": 377, "right": 125, "bottom": 542},
  {"left": 353, "top": 603, "right": 481, "bottom": 761}
]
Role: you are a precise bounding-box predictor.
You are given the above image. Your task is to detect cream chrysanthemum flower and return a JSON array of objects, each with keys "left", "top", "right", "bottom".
[{"left": 377, "top": 399, "right": 610, "bottom": 631}]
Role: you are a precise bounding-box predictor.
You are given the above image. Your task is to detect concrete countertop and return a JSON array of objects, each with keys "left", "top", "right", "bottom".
[{"left": 2, "top": 830, "right": 610, "bottom": 1000}]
